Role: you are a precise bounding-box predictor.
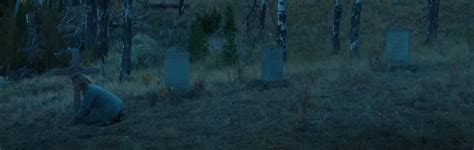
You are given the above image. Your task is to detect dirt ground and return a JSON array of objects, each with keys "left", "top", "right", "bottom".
[{"left": 2, "top": 60, "right": 474, "bottom": 149}]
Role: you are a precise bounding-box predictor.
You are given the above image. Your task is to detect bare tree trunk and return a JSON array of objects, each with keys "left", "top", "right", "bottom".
[
  {"left": 96, "top": 0, "right": 110, "bottom": 62},
  {"left": 26, "top": 13, "right": 38, "bottom": 51},
  {"left": 426, "top": 0, "right": 439, "bottom": 44},
  {"left": 259, "top": 0, "right": 268, "bottom": 30},
  {"left": 178, "top": 0, "right": 185, "bottom": 16},
  {"left": 51, "top": 0, "right": 61, "bottom": 11},
  {"left": 120, "top": 0, "right": 133, "bottom": 81},
  {"left": 14, "top": 0, "right": 21, "bottom": 17},
  {"left": 85, "top": 0, "right": 97, "bottom": 56},
  {"left": 65, "top": 0, "right": 80, "bottom": 7},
  {"left": 332, "top": 0, "right": 343, "bottom": 53},
  {"left": 80, "top": 0, "right": 87, "bottom": 47},
  {"left": 64, "top": 0, "right": 72, "bottom": 7},
  {"left": 350, "top": 0, "right": 361, "bottom": 58},
  {"left": 276, "top": 0, "right": 287, "bottom": 62}
]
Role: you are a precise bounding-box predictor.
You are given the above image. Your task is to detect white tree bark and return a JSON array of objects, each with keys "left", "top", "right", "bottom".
[
  {"left": 25, "top": 13, "right": 38, "bottom": 50},
  {"left": 426, "top": 0, "right": 440, "bottom": 43},
  {"left": 14, "top": 0, "right": 21, "bottom": 17},
  {"left": 276, "top": 0, "right": 287, "bottom": 62},
  {"left": 332, "top": 0, "right": 343, "bottom": 53},
  {"left": 259, "top": 0, "right": 268, "bottom": 29},
  {"left": 178, "top": 0, "right": 185, "bottom": 15},
  {"left": 120, "top": 0, "right": 133, "bottom": 81},
  {"left": 350, "top": 0, "right": 361, "bottom": 58}
]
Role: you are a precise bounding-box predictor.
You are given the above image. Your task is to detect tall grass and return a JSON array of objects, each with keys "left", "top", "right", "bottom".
[{"left": 1, "top": 0, "right": 473, "bottom": 149}]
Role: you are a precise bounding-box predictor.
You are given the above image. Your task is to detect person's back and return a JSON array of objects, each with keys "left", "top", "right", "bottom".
[
  {"left": 81, "top": 84, "right": 123, "bottom": 125},
  {"left": 68, "top": 73, "right": 124, "bottom": 126}
]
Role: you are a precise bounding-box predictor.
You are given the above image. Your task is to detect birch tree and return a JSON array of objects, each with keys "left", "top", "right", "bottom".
[
  {"left": 120, "top": 0, "right": 132, "bottom": 81},
  {"left": 426, "top": 0, "right": 440, "bottom": 43},
  {"left": 259, "top": 0, "right": 268, "bottom": 29},
  {"left": 25, "top": 13, "right": 38, "bottom": 51},
  {"left": 276, "top": 0, "right": 287, "bottom": 62},
  {"left": 350, "top": 0, "right": 361, "bottom": 58},
  {"left": 178, "top": 0, "right": 185, "bottom": 16},
  {"left": 14, "top": 0, "right": 20, "bottom": 17},
  {"left": 332, "top": 0, "right": 343, "bottom": 53}
]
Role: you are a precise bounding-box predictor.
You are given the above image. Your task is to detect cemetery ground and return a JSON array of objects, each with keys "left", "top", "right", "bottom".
[
  {"left": 1, "top": 38, "right": 473, "bottom": 149},
  {"left": 1, "top": 0, "right": 474, "bottom": 149}
]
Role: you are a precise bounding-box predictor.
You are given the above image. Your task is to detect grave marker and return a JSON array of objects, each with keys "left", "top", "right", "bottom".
[
  {"left": 164, "top": 52, "right": 190, "bottom": 94},
  {"left": 386, "top": 27, "right": 411, "bottom": 68},
  {"left": 51, "top": 48, "right": 100, "bottom": 112},
  {"left": 262, "top": 46, "right": 284, "bottom": 81}
]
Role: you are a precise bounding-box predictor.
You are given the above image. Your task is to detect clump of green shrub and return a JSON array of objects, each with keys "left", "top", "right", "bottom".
[
  {"left": 187, "top": 7, "right": 224, "bottom": 62},
  {"left": 188, "top": 20, "right": 208, "bottom": 62},
  {"left": 0, "top": 1, "right": 28, "bottom": 75},
  {"left": 222, "top": 4, "right": 239, "bottom": 66},
  {"left": 187, "top": 6, "right": 240, "bottom": 64},
  {"left": 0, "top": 2, "right": 69, "bottom": 77},
  {"left": 34, "top": 8, "right": 69, "bottom": 72},
  {"left": 198, "top": 7, "right": 221, "bottom": 35}
]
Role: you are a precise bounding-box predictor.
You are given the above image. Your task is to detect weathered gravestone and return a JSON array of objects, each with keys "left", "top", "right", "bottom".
[
  {"left": 262, "top": 46, "right": 284, "bottom": 81},
  {"left": 251, "top": 46, "right": 288, "bottom": 89},
  {"left": 164, "top": 52, "right": 190, "bottom": 94},
  {"left": 386, "top": 27, "right": 411, "bottom": 69},
  {"left": 51, "top": 48, "right": 100, "bottom": 112}
]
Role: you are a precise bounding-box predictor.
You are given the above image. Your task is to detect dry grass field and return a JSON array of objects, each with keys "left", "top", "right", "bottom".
[{"left": 1, "top": 0, "right": 474, "bottom": 149}]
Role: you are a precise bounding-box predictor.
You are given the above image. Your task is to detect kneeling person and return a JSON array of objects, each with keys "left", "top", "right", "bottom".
[{"left": 68, "top": 73, "right": 124, "bottom": 126}]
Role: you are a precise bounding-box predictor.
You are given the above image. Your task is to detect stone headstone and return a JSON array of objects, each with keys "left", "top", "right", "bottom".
[
  {"left": 386, "top": 27, "right": 411, "bottom": 67},
  {"left": 261, "top": 46, "right": 284, "bottom": 81},
  {"left": 164, "top": 52, "right": 190, "bottom": 94}
]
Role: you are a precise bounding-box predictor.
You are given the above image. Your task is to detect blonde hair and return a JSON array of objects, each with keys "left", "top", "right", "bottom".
[{"left": 71, "top": 73, "right": 94, "bottom": 86}]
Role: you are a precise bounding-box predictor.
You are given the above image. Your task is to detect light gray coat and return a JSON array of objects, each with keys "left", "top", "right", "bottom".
[{"left": 74, "top": 84, "right": 123, "bottom": 126}]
